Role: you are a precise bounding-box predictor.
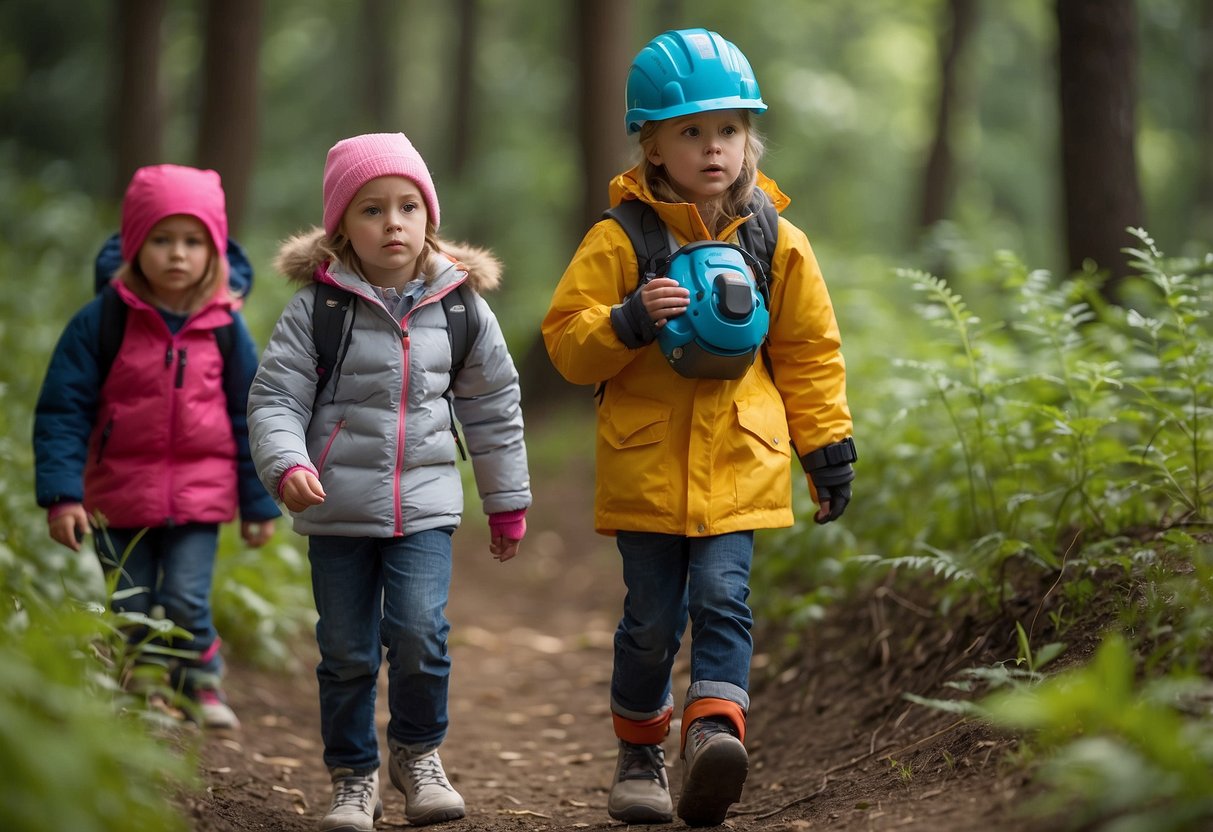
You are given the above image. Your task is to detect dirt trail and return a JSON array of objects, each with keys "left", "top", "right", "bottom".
[{"left": 187, "top": 454, "right": 1041, "bottom": 831}]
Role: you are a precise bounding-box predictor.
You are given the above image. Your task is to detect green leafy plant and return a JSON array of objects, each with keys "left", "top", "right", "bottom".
[{"left": 982, "top": 634, "right": 1213, "bottom": 829}]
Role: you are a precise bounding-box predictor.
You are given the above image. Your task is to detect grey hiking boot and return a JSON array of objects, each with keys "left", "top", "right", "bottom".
[
  {"left": 320, "top": 768, "right": 382, "bottom": 832},
  {"left": 607, "top": 740, "right": 673, "bottom": 824},
  {"left": 677, "top": 717, "right": 748, "bottom": 827},
  {"left": 388, "top": 744, "right": 466, "bottom": 826}
]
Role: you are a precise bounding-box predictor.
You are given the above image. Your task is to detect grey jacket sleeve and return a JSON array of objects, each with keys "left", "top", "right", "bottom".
[
  {"left": 450, "top": 292, "right": 532, "bottom": 515},
  {"left": 247, "top": 288, "right": 322, "bottom": 499}
]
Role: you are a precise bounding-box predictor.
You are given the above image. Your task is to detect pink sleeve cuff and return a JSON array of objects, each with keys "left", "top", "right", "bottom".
[
  {"left": 48, "top": 501, "right": 83, "bottom": 522},
  {"left": 488, "top": 508, "right": 527, "bottom": 541},
  {"left": 278, "top": 465, "right": 314, "bottom": 499}
]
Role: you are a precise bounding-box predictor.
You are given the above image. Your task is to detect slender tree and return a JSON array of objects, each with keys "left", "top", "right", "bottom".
[
  {"left": 918, "top": 0, "right": 977, "bottom": 232},
  {"left": 576, "top": 0, "right": 632, "bottom": 233},
  {"left": 195, "top": 0, "right": 263, "bottom": 235},
  {"left": 518, "top": 0, "right": 632, "bottom": 411},
  {"left": 359, "top": 0, "right": 397, "bottom": 132},
  {"left": 113, "top": 0, "right": 166, "bottom": 198},
  {"left": 450, "top": 0, "right": 479, "bottom": 179},
  {"left": 1056, "top": 0, "right": 1144, "bottom": 301},
  {"left": 1197, "top": 0, "right": 1213, "bottom": 240}
]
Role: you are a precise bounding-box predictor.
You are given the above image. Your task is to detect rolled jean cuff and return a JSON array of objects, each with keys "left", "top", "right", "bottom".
[
  {"left": 686, "top": 680, "right": 749, "bottom": 712},
  {"left": 610, "top": 692, "right": 675, "bottom": 724},
  {"left": 612, "top": 700, "right": 674, "bottom": 745}
]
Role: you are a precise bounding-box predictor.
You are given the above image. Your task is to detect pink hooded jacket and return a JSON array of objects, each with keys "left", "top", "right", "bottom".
[{"left": 84, "top": 164, "right": 240, "bottom": 527}]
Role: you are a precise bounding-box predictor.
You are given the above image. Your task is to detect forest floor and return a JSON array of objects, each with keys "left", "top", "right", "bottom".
[{"left": 177, "top": 452, "right": 1078, "bottom": 832}]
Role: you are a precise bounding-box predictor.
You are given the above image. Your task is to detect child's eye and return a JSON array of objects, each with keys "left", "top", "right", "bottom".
[
  {"left": 402, "top": 202, "right": 417, "bottom": 213},
  {"left": 682, "top": 126, "right": 700, "bottom": 138},
  {"left": 363, "top": 206, "right": 381, "bottom": 216},
  {"left": 722, "top": 125, "right": 738, "bottom": 136}
]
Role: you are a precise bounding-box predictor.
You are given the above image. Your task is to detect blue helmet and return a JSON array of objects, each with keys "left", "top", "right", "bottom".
[{"left": 625, "top": 28, "right": 766, "bottom": 134}]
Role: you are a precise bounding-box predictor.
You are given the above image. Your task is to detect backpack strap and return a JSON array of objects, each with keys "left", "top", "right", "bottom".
[
  {"left": 735, "top": 190, "right": 778, "bottom": 303},
  {"left": 311, "top": 281, "right": 481, "bottom": 407},
  {"left": 441, "top": 282, "right": 479, "bottom": 394},
  {"left": 97, "top": 283, "right": 236, "bottom": 386},
  {"left": 604, "top": 199, "right": 671, "bottom": 285},
  {"left": 97, "top": 284, "right": 128, "bottom": 384},
  {"left": 313, "top": 283, "right": 355, "bottom": 401},
  {"left": 440, "top": 282, "right": 481, "bottom": 462}
]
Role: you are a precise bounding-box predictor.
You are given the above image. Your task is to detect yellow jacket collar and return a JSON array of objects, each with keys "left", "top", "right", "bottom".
[{"left": 607, "top": 165, "right": 790, "bottom": 242}]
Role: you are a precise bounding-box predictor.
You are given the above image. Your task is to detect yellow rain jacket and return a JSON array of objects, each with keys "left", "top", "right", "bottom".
[{"left": 542, "top": 165, "right": 852, "bottom": 537}]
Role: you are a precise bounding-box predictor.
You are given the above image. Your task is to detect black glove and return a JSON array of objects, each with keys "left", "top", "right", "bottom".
[
  {"left": 610, "top": 288, "right": 660, "bottom": 349},
  {"left": 802, "top": 438, "right": 857, "bottom": 525},
  {"left": 812, "top": 481, "right": 851, "bottom": 524}
]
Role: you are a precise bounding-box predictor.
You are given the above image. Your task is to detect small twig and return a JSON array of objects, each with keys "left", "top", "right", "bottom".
[
  {"left": 739, "top": 776, "right": 829, "bottom": 820},
  {"left": 877, "top": 718, "right": 968, "bottom": 762},
  {"left": 1029, "top": 528, "right": 1081, "bottom": 643},
  {"left": 873, "top": 585, "right": 936, "bottom": 618}
]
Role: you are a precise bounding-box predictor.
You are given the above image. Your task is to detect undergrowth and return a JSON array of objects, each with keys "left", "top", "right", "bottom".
[{"left": 754, "top": 230, "right": 1212, "bottom": 829}]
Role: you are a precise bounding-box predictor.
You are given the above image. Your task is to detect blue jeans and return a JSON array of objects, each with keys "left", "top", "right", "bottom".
[
  {"left": 308, "top": 529, "right": 454, "bottom": 772},
  {"left": 96, "top": 523, "right": 223, "bottom": 691},
  {"left": 611, "top": 531, "right": 754, "bottom": 721}
]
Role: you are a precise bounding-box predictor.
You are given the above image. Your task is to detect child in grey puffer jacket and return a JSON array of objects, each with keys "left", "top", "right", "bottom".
[{"left": 248, "top": 132, "right": 531, "bottom": 831}]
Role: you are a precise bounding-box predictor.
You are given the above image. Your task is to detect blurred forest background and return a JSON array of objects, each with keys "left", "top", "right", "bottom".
[
  {"left": 4, "top": 0, "right": 1211, "bottom": 348},
  {"left": 1, "top": 2, "right": 1212, "bottom": 831}
]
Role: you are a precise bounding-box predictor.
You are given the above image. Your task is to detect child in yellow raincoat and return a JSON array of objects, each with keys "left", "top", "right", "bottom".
[{"left": 542, "top": 28, "right": 857, "bottom": 828}]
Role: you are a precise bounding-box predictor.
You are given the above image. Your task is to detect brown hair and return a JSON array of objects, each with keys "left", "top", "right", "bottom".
[
  {"left": 637, "top": 111, "right": 766, "bottom": 236},
  {"left": 317, "top": 222, "right": 443, "bottom": 284},
  {"left": 115, "top": 244, "right": 226, "bottom": 313}
]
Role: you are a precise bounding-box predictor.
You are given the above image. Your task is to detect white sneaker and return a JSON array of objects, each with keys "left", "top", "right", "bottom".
[
  {"left": 194, "top": 689, "right": 241, "bottom": 730},
  {"left": 320, "top": 769, "right": 382, "bottom": 832},
  {"left": 388, "top": 744, "right": 466, "bottom": 826},
  {"left": 678, "top": 717, "right": 748, "bottom": 827}
]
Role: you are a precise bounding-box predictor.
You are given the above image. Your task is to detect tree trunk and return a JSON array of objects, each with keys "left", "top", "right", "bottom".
[
  {"left": 1056, "top": 0, "right": 1144, "bottom": 302},
  {"left": 518, "top": 0, "right": 632, "bottom": 415},
  {"left": 113, "top": 0, "right": 166, "bottom": 197},
  {"left": 359, "top": 0, "right": 397, "bottom": 131},
  {"left": 450, "top": 0, "right": 479, "bottom": 178},
  {"left": 195, "top": 0, "right": 263, "bottom": 235},
  {"left": 918, "top": 0, "right": 977, "bottom": 231},
  {"left": 1197, "top": 0, "right": 1213, "bottom": 238},
  {"left": 576, "top": 0, "right": 632, "bottom": 232}
]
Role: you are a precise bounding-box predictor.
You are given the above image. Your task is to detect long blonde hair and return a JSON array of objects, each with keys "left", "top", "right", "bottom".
[
  {"left": 637, "top": 111, "right": 766, "bottom": 235},
  {"left": 115, "top": 244, "right": 226, "bottom": 314},
  {"left": 318, "top": 223, "right": 443, "bottom": 284}
]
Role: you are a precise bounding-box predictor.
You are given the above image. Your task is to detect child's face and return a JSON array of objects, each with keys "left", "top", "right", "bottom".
[
  {"left": 645, "top": 109, "right": 746, "bottom": 207},
  {"left": 137, "top": 215, "right": 213, "bottom": 310},
  {"left": 341, "top": 175, "right": 429, "bottom": 288}
]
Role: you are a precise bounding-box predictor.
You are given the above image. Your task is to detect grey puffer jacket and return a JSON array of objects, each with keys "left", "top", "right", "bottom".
[{"left": 248, "top": 229, "right": 531, "bottom": 537}]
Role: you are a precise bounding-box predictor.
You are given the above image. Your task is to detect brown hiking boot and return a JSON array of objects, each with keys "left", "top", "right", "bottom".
[{"left": 677, "top": 717, "right": 747, "bottom": 826}]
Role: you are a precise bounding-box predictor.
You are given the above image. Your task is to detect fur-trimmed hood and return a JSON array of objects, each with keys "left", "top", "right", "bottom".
[{"left": 273, "top": 227, "right": 502, "bottom": 293}]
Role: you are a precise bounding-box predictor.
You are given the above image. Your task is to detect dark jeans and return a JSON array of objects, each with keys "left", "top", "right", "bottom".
[
  {"left": 308, "top": 528, "right": 455, "bottom": 772},
  {"left": 96, "top": 523, "right": 223, "bottom": 692}
]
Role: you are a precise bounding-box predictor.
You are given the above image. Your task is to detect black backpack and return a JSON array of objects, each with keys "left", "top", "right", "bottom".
[
  {"left": 93, "top": 232, "right": 253, "bottom": 384},
  {"left": 311, "top": 281, "right": 481, "bottom": 458}
]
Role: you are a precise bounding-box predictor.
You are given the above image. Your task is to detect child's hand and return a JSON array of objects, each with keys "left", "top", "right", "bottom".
[
  {"left": 281, "top": 469, "right": 326, "bottom": 513},
  {"left": 490, "top": 534, "right": 521, "bottom": 562},
  {"left": 241, "top": 519, "right": 276, "bottom": 547},
  {"left": 48, "top": 503, "right": 90, "bottom": 552},
  {"left": 487, "top": 509, "right": 526, "bottom": 563},
  {"left": 641, "top": 277, "right": 690, "bottom": 327}
]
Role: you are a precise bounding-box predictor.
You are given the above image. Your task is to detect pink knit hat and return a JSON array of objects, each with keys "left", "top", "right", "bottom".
[
  {"left": 120, "top": 164, "right": 228, "bottom": 264},
  {"left": 322, "top": 133, "right": 440, "bottom": 236}
]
